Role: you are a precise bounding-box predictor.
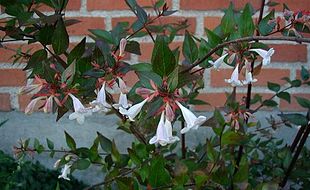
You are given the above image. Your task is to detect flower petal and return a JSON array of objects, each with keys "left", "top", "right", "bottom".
[{"left": 119, "top": 98, "right": 148, "bottom": 121}]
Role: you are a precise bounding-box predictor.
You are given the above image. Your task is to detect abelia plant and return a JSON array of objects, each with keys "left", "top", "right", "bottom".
[{"left": 1, "top": 0, "right": 310, "bottom": 189}]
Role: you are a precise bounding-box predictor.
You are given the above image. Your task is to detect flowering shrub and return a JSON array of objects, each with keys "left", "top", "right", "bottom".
[{"left": 1, "top": 0, "right": 310, "bottom": 189}]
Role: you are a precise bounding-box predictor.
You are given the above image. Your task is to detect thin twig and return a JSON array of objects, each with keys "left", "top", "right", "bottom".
[
  {"left": 181, "top": 121, "right": 186, "bottom": 159},
  {"left": 181, "top": 36, "right": 310, "bottom": 74},
  {"left": 290, "top": 125, "right": 306, "bottom": 153},
  {"left": 232, "top": 1, "right": 266, "bottom": 189},
  {"left": 84, "top": 167, "right": 137, "bottom": 190},
  {"left": 280, "top": 123, "right": 310, "bottom": 187}
]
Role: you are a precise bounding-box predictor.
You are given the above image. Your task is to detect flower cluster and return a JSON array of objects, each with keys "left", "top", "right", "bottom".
[
  {"left": 119, "top": 79, "right": 207, "bottom": 146},
  {"left": 209, "top": 48, "right": 275, "bottom": 87}
]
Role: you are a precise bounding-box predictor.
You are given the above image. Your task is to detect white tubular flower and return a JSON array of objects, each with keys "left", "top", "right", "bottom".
[
  {"left": 176, "top": 101, "right": 207, "bottom": 134},
  {"left": 149, "top": 112, "right": 168, "bottom": 146},
  {"left": 113, "top": 92, "right": 131, "bottom": 109},
  {"left": 69, "top": 94, "right": 92, "bottom": 124},
  {"left": 149, "top": 112, "right": 179, "bottom": 146},
  {"left": 208, "top": 53, "right": 228, "bottom": 70},
  {"left": 54, "top": 159, "right": 61, "bottom": 168},
  {"left": 225, "top": 64, "right": 243, "bottom": 87},
  {"left": 25, "top": 96, "right": 45, "bottom": 114},
  {"left": 242, "top": 71, "right": 257, "bottom": 85},
  {"left": 119, "top": 98, "right": 148, "bottom": 121},
  {"left": 91, "top": 82, "right": 111, "bottom": 113},
  {"left": 164, "top": 118, "right": 180, "bottom": 144},
  {"left": 113, "top": 78, "right": 131, "bottom": 109},
  {"left": 119, "top": 38, "right": 127, "bottom": 58},
  {"left": 249, "top": 48, "right": 275, "bottom": 66},
  {"left": 58, "top": 164, "right": 71, "bottom": 181}
]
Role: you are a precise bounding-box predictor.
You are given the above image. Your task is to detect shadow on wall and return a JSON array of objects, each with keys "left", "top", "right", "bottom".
[{"left": 0, "top": 110, "right": 309, "bottom": 184}]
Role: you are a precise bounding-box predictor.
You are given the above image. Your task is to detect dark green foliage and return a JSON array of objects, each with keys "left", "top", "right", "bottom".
[{"left": 0, "top": 150, "right": 86, "bottom": 190}]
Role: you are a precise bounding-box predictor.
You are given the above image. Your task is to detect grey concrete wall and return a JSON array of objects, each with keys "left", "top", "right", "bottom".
[{"left": 0, "top": 111, "right": 309, "bottom": 185}]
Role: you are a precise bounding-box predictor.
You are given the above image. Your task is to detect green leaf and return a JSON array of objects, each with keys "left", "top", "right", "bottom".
[
  {"left": 182, "top": 30, "right": 198, "bottom": 63},
  {"left": 239, "top": 3, "right": 255, "bottom": 37},
  {"left": 139, "top": 164, "right": 149, "bottom": 182},
  {"left": 51, "top": 0, "right": 69, "bottom": 10},
  {"left": 221, "top": 131, "right": 248, "bottom": 145},
  {"left": 67, "top": 38, "right": 86, "bottom": 64},
  {"left": 38, "top": 25, "right": 54, "bottom": 45},
  {"left": 34, "top": 138, "right": 44, "bottom": 154},
  {"left": 221, "top": 3, "right": 235, "bottom": 35},
  {"left": 89, "top": 29, "right": 116, "bottom": 45},
  {"left": 46, "top": 138, "right": 54, "bottom": 150},
  {"left": 116, "top": 177, "right": 133, "bottom": 190},
  {"left": 111, "top": 140, "right": 121, "bottom": 163},
  {"left": 61, "top": 61, "right": 76, "bottom": 85},
  {"left": 267, "top": 82, "right": 281, "bottom": 92},
  {"left": 283, "top": 150, "right": 292, "bottom": 169},
  {"left": 301, "top": 66, "right": 309, "bottom": 81},
  {"left": 279, "top": 113, "right": 308, "bottom": 126},
  {"left": 130, "top": 63, "right": 152, "bottom": 72},
  {"left": 137, "top": 71, "right": 162, "bottom": 89},
  {"left": 125, "top": 40, "right": 141, "bottom": 55},
  {"left": 214, "top": 109, "right": 225, "bottom": 126},
  {"left": 258, "top": 10, "right": 276, "bottom": 35},
  {"left": 207, "top": 141, "right": 217, "bottom": 161},
  {"left": 97, "top": 131, "right": 112, "bottom": 153},
  {"left": 205, "top": 29, "right": 222, "bottom": 48},
  {"left": 277, "top": 92, "right": 291, "bottom": 103},
  {"left": 136, "top": 5, "right": 147, "bottom": 24},
  {"left": 151, "top": 36, "right": 176, "bottom": 77},
  {"left": 64, "top": 131, "right": 76, "bottom": 150},
  {"left": 233, "top": 157, "right": 248, "bottom": 183},
  {"left": 128, "top": 148, "right": 141, "bottom": 165},
  {"left": 55, "top": 182, "right": 60, "bottom": 190},
  {"left": 290, "top": 79, "right": 302, "bottom": 87},
  {"left": 295, "top": 96, "right": 310, "bottom": 109},
  {"left": 52, "top": 19, "right": 69, "bottom": 55},
  {"left": 72, "top": 159, "right": 91, "bottom": 170},
  {"left": 23, "top": 49, "right": 48, "bottom": 70},
  {"left": 148, "top": 156, "right": 171, "bottom": 187},
  {"left": 262, "top": 183, "right": 279, "bottom": 190},
  {"left": 263, "top": 99, "right": 278, "bottom": 107},
  {"left": 167, "top": 67, "right": 178, "bottom": 92}
]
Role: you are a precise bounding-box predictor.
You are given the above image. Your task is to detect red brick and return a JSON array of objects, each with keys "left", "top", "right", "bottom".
[
  {"left": 270, "top": 44, "right": 307, "bottom": 63},
  {"left": 138, "top": 43, "right": 153, "bottom": 62},
  {"left": 194, "top": 92, "right": 273, "bottom": 111},
  {"left": 112, "top": 16, "right": 196, "bottom": 34},
  {"left": 204, "top": 17, "right": 221, "bottom": 30},
  {"left": 123, "top": 71, "right": 139, "bottom": 87},
  {"left": 180, "top": 0, "right": 261, "bottom": 10},
  {"left": 0, "top": 69, "right": 27, "bottom": 86},
  {"left": 35, "top": 0, "right": 81, "bottom": 11},
  {"left": 210, "top": 68, "right": 290, "bottom": 87},
  {"left": 67, "top": 17, "right": 105, "bottom": 36},
  {"left": 280, "top": 93, "right": 310, "bottom": 111},
  {"left": 273, "top": 0, "right": 310, "bottom": 11},
  {"left": 87, "top": 0, "right": 172, "bottom": 10},
  {"left": 0, "top": 93, "right": 11, "bottom": 111},
  {"left": 0, "top": 43, "right": 41, "bottom": 63},
  {"left": 18, "top": 94, "right": 44, "bottom": 112}
]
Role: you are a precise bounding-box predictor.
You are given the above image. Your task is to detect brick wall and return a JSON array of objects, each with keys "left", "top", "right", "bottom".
[{"left": 0, "top": 0, "right": 309, "bottom": 112}]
